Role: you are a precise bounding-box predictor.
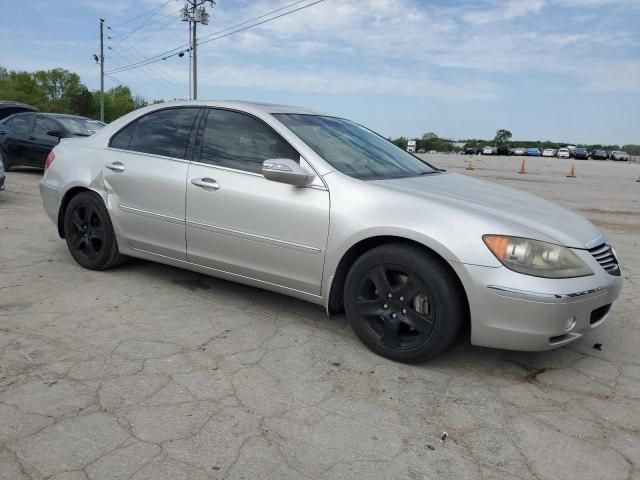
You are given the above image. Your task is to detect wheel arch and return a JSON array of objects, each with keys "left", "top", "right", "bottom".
[
  {"left": 57, "top": 186, "right": 97, "bottom": 238},
  {"left": 326, "top": 235, "right": 470, "bottom": 329}
]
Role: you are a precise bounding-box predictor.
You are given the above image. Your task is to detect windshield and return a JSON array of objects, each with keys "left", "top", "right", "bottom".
[
  {"left": 55, "top": 117, "right": 104, "bottom": 136},
  {"left": 274, "top": 114, "right": 437, "bottom": 180}
]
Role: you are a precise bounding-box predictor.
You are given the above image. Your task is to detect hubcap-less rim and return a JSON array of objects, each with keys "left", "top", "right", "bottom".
[
  {"left": 68, "top": 203, "right": 104, "bottom": 260},
  {"left": 354, "top": 264, "right": 435, "bottom": 350}
]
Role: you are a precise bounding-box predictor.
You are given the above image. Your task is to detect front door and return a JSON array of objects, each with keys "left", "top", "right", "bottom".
[
  {"left": 102, "top": 107, "right": 201, "bottom": 260},
  {"left": 186, "top": 108, "right": 330, "bottom": 295}
]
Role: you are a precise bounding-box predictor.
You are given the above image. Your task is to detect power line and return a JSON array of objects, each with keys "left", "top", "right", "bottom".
[
  {"left": 105, "top": 0, "right": 328, "bottom": 75},
  {"left": 109, "top": 0, "right": 174, "bottom": 29},
  {"left": 106, "top": 21, "right": 188, "bottom": 98},
  {"left": 105, "top": 74, "right": 152, "bottom": 101}
]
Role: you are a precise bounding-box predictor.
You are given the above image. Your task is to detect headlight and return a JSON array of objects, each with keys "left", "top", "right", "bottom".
[{"left": 483, "top": 235, "right": 593, "bottom": 278}]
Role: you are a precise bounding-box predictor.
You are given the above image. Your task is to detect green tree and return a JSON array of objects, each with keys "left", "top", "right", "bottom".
[
  {"left": 68, "top": 86, "right": 94, "bottom": 117},
  {"left": 494, "top": 129, "right": 512, "bottom": 145},
  {"left": 422, "top": 132, "right": 438, "bottom": 141},
  {"left": 390, "top": 136, "right": 408, "bottom": 149},
  {"left": 0, "top": 66, "right": 46, "bottom": 107},
  {"left": 33, "top": 68, "right": 82, "bottom": 112}
]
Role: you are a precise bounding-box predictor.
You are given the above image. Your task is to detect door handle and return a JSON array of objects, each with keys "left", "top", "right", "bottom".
[
  {"left": 191, "top": 177, "right": 220, "bottom": 190},
  {"left": 0, "top": 131, "right": 6, "bottom": 135},
  {"left": 105, "top": 161, "right": 125, "bottom": 173},
  {"left": 28, "top": 136, "right": 36, "bottom": 140}
]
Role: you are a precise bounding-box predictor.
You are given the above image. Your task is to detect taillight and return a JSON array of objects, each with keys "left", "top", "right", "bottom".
[{"left": 45, "top": 151, "right": 55, "bottom": 170}]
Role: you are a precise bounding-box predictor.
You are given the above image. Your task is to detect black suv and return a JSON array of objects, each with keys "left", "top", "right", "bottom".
[{"left": 0, "top": 113, "right": 104, "bottom": 170}]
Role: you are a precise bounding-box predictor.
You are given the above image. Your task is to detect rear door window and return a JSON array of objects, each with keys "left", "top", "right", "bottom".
[
  {"left": 110, "top": 108, "right": 199, "bottom": 159},
  {"left": 11, "top": 114, "right": 34, "bottom": 134}
]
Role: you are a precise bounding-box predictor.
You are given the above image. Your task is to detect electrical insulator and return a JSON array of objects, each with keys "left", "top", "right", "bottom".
[
  {"left": 180, "top": 7, "right": 189, "bottom": 21},
  {"left": 201, "top": 11, "right": 209, "bottom": 24}
]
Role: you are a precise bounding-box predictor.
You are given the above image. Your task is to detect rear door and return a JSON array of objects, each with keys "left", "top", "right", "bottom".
[
  {"left": 1, "top": 114, "right": 35, "bottom": 166},
  {"left": 185, "top": 108, "right": 330, "bottom": 294},
  {"left": 103, "top": 107, "right": 202, "bottom": 260},
  {"left": 27, "top": 116, "right": 62, "bottom": 167}
]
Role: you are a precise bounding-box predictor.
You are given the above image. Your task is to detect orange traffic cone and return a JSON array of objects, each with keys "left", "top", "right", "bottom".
[
  {"left": 465, "top": 160, "right": 474, "bottom": 171},
  {"left": 566, "top": 162, "right": 576, "bottom": 178},
  {"left": 518, "top": 159, "right": 526, "bottom": 174}
]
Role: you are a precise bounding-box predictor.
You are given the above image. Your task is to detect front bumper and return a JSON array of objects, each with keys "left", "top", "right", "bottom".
[
  {"left": 451, "top": 258, "right": 623, "bottom": 351},
  {"left": 0, "top": 174, "right": 4, "bottom": 191}
]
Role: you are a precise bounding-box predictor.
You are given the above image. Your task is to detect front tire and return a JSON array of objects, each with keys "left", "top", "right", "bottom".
[
  {"left": 63, "top": 191, "right": 126, "bottom": 270},
  {"left": 344, "top": 243, "right": 466, "bottom": 363}
]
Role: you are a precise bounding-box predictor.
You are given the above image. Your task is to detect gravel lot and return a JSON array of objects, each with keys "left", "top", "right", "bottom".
[{"left": 1, "top": 154, "right": 639, "bottom": 480}]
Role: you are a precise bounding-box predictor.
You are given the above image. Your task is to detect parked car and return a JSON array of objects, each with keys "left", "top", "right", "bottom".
[
  {"left": 40, "top": 101, "right": 623, "bottom": 363},
  {"left": 512, "top": 147, "right": 526, "bottom": 156},
  {"left": 574, "top": 147, "right": 589, "bottom": 160},
  {"left": 610, "top": 151, "right": 630, "bottom": 161},
  {"left": 496, "top": 146, "right": 510, "bottom": 156},
  {"left": 481, "top": 146, "right": 494, "bottom": 155},
  {"left": 0, "top": 100, "right": 38, "bottom": 121},
  {"left": 416, "top": 148, "right": 425, "bottom": 154},
  {"left": 526, "top": 148, "right": 541, "bottom": 156},
  {"left": 591, "top": 150, "right": 607, "bottom": 160},
  {"left": 557, "top": 148, "right": 571, "bottom": 158},
  {"left": 0, "top": 155, "right": 4, "bottom": 191},
  {"left": 464, "top": 147, "right": 479, "bottom": 155},
  {"left": 542, "top": 148, "right": 557, "bottom": 157},
  {"left": 0, "top": 112, "right": 105, "bottom": 170}
]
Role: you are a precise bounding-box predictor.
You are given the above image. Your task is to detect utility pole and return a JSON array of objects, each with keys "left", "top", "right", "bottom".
[
  {"left": 180, "top": 1, "right": 213, "bottom": 100},
  {"left": 99, "top": 18, "right": 105, "bottom": 121},
  {"left": 192, "top": 19, "right": 197, "bottom": 99}
]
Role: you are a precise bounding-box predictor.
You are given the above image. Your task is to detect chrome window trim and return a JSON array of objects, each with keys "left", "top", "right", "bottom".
[
  {"left": 188, "top": 158, "right": 329, "bottom": 191},
  {"left": 487, "top": 285, "right": 607, "bottom": 303},
  {"left": 106, "top": 147, "right": 191, "bottom": 164},
  {"left": 186, "top": 219, "right": 321, "bottom": 254},
  {"left": 118, "top": 204, "right": 184, "bottom": 225}
]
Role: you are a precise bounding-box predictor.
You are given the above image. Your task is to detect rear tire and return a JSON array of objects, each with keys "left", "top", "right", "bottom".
[
  {"left": 63, "top": 191, "right": 126, "bottom": 270},
  {"left": 344, "top": 243, "right": 466, "bottom": 363}
]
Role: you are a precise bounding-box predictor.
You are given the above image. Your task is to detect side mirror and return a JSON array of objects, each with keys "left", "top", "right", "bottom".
[
  {"left": 262, "top": 158, "right": 314, "bottom": 186},
  {"left": 46, "top": 129, "right": 63, "bottom": 138}
]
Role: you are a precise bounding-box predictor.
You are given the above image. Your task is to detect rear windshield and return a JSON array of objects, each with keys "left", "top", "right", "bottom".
[{"left": 55, "top": 117, "right": 104, "bottom": 136}]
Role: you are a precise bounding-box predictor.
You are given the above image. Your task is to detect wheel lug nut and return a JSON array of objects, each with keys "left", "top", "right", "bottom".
[
  {"left": 391, "top": 313, "right": 397, "bottom": 319},
  {"left": 387, "top": 293, "right": 392, "bottom": 298},
  {"left": 402, "top": 309, "right": 407, "bottom": 314},
  {"left": 399, "top": 296, "right": 404, "bottom": 301},
  {"left": 383, "top": 304, "right": 388, "bottom": 309}
]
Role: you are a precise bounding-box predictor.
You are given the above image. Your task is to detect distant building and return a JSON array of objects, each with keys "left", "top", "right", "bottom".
[{"left": 407, "top": 140, "right": 417, "bottom": 152}]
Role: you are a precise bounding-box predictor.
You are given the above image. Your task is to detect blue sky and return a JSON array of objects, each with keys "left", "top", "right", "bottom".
[{"left": 1, "top": 0, "right": 639, "bottom": 144}]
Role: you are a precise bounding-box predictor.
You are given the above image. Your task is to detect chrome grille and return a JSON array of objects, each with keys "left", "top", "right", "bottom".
[{"left": 588, "top": 243, "right": 620, "bottom": 276}]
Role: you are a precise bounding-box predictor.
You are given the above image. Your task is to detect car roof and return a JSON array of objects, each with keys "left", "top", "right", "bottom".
[{"left": 142, "top": 100, "right": 328, "bottom": 116}]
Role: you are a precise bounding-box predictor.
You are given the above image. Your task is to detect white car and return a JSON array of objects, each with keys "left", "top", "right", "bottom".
[
  {"left": 557, "top": 148, "right": 571, "bottom": 159},
  {"left": 481, "top": 146, "right": 494, "bottom": 155},
  {"left": 542, "top": 149, "right": 557, "bottom": 157}
]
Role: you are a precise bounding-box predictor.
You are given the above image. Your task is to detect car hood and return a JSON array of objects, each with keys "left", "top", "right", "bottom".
[{"left": 373, "top": 172, "right": 602, "bottom": 249}]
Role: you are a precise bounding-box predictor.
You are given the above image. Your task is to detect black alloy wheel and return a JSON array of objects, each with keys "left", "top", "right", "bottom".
[
  {"left": 63, "top": 191, "right": 126, "bottom": 270},
  {"left": 344, "top": 243, "right": 466, "bottom": 363},
  {"left": 354, "top": 264, "right": 435, "bottom": 351}
]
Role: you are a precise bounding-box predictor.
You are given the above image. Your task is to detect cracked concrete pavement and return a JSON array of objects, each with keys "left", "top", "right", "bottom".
[{"left": 0, "top": 154, "right": 639, "bottom": 479}]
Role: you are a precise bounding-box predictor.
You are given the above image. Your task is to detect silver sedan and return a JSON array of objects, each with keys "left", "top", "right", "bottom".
[{"left": 40, "top": 101, "right": 622, "bottom": 362}]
